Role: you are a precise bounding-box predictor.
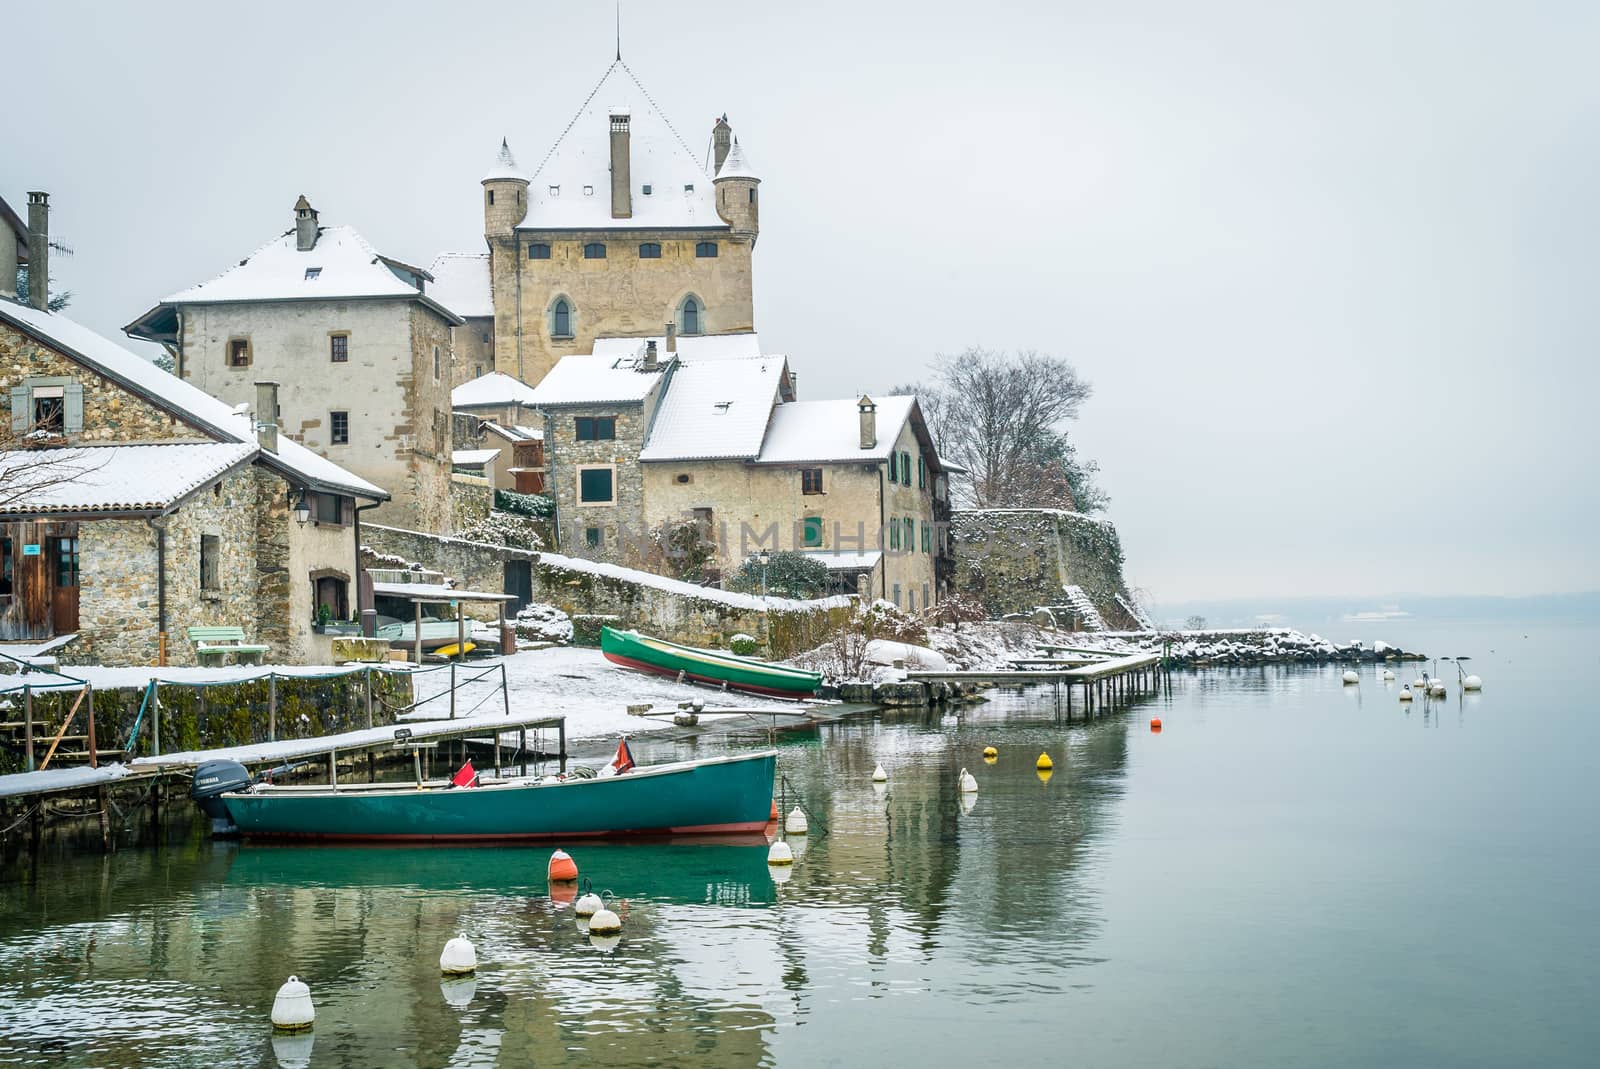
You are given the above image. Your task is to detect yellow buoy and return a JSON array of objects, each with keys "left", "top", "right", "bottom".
[
  {"left": 1036, "top": 752, "right": 1053, "bottom": 771},
  {"left": 981, "top": 746, "right": 998, "bottom": 759},
  {"left": 1036, "top": 768, "right": 1054, "bottom": 784}
]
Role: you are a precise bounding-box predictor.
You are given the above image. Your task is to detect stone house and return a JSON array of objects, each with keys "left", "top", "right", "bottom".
[
  {"left": 0, "top": 296, "right": 388, "bottom": 666},
  {"left": 125, "top": 197, "right": 462, "bottom": 534},
  {"left": 478, "top": 59, "right": 761, "bottom": 386},
  {"left": 528, "top": 341, "right": 954, "bottom": 609},
  {"left": 450, "top": 371, "right": 546, "bottom": 494},
  {"left": 429, "top": 252, "right": 495, "bottom": 384}
]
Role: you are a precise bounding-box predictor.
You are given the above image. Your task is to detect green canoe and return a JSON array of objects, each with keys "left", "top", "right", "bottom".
[
  {"left": 218, "top": 750, "right": 777, "bottom": 843},
  {"left": 600, "top": 626, "right": 821, "bottom": 697}
]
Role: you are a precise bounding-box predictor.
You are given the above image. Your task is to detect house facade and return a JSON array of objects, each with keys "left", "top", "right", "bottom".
[
  {"left": 0, "top": 295, "right": 386, "bottom": 666},
  {"left": 528, "top": 342, "right": 954, "bottom": 609},
  {"left": 430, "top": 252, "right": 495, "bottom": 384},
  {"left": 125, "top": 197, "right": 462, "bottom": 534},
  {"left": 479, "top": 60, "right": 761, "bottom": 387}
]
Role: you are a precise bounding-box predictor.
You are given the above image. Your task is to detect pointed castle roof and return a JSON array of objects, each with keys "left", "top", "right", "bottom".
[
  {"left": 715, "top": 139, "right": 759, "bottom": 182},
  {"left": 482, "top": 138, "right": 526, "bottom": 183},
  {"left": 515, "top": 60, "right": 729, "bottom": 232}
]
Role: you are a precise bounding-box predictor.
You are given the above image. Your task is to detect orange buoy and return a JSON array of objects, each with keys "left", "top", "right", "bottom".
[
  {"left": 548, "top": 880, "right": 577, "bottom": 906},
  {"left": 1150, "top": 718, "right": 1163, "bottom": 732},
  {"left": 548, "top": 848, "right": 579, "bottom": 883},
  {"left": 770, "top": 799, "right": 779, "bottom": 822}
]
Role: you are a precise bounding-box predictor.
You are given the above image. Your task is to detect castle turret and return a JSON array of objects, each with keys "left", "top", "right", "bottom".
[
  {"left": 482, "top": 138, "right": 529, "bottom": 238},
  {"left": 713, "top": 137, "right": 760, "bottom": 240}
]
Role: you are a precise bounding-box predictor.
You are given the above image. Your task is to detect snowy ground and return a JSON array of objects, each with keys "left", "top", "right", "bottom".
[{"left": 412, "top": 646, "right": 804, "bottom": 741}]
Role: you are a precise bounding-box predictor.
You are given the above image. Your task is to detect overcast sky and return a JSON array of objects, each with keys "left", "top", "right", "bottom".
[{"left": 6, "top": 0, "right": 1596, "bottom": 602}]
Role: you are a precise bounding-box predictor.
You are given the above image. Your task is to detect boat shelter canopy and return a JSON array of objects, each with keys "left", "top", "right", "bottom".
[{"left": 371, "top": 581, "right": 518, "bottom": 606}]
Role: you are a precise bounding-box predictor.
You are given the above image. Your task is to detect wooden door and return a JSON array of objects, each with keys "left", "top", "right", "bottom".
[
  {"left": 504, "top": 561, "right": 532, "bottom": 612},
  {"left": 50, "top": 535, "right": 79, "bottom": 633}
]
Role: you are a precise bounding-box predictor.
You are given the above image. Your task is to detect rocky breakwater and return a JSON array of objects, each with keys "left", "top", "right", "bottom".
[{"left": 1090, "top": 629, "right": 1427, "bottom": 668}]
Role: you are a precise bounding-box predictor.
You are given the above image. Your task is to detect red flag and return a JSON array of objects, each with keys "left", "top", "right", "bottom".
[
  {"left": 610, "top": 737, "right": 635, "bottom": 775},
  {"left": 451, "top": 760, "right": 478, "bottom": 788}
]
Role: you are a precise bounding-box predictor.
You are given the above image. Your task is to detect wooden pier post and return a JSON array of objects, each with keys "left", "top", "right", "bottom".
[
  {"left": 22, "top": 684, "right": 32, "bottom": 773},
  {"left": 151, "top": 683, "right": 161, "bottom": 758},
  {"left": 558, "top": 720, "right": 567, "bottom": 775},
  {"left": 364, "top": 668, "right": 374, "bottom": 730},
  {"left": 85, "top": 685, "right": 97, "bottom": 769},
  {"left": 268, "top": 674, "right": 277, "bottom": 742},
  {"left": 519, "top": 728, "right": 528, "bottom": 777}
]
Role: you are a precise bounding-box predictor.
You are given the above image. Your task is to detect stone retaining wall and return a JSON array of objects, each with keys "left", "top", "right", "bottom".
[{"left": 950, "top": 509, "right": 1140, "bottom": 628}]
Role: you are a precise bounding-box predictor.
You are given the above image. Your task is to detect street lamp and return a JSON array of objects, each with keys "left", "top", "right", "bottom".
[
  {"left": 292, "top": 489, "right": 311, "bottom": 525},
  {"left": 757, "top": 549, "right": 771, "bottom": 597}
]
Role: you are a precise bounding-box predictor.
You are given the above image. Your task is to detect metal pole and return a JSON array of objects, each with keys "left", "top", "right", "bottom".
[
  {"left": 364, "top": 667, "right": 374, "bottom": 730},
  {"left": 22, "top": 684, "right": 33, "bottom": 772},
  {"left": 414, "top": 601, "right": 423, "bottom": 665},
  {"left": 519, "top": 728, "right": 527, "bottom": 777},
  {"left": 268, "top": 673, "right": 277, "bottom": 742},
  {"left": 152, "top": 683, "right": 161, "bottom": 758},
  {"left": 501, "top": 663, "right": 512, "bottom": 718},
  {"left": 329, "top": 750, "right": 338, "bottom": 787},
  {"left": 558, "top": 719, "right": 567, "bottom": 775}
]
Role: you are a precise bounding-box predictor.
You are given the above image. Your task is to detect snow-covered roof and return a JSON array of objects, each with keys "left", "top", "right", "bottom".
[
  {"left": 515, "top": 62, "right": 729, "bottom": 233},
  {"left": 526, "top": 351, "right": 670, "bottom": 407},
  {"left": 452, "top": 448, "right": 501, "bottom": 467},
  {"left": 591, "top": 332, "right": 761, "bottom": 361},
  {"left": 371, "top": 581, "right": 516, "bottom": 603},
  {"left": 798, "top": 549, "right": 882, "bottom": 571},
  {"left": 756, "top": 395, "right": 919, "bottom": 465},
  {"left": 0, "top": 442, "right": 257, "bottom": 516},
  {"left": 0, "top": 298, "right": 386, "bottom": 500},
  {"left": 481, "top": 421, "right": 543, "bottom": 442},
  {"left": 715, "top": 140, "right": 760, "bottom": 182},
  {"left": 452, "top": 371, "right": 539, "bottom": 409},
  {"left": 482, "top": 138, "right": 526, "bottom": 183},
  {"left": 163, "top": 225, "right": 435, "bottom": 305},
  {"left": 639, "top": 357, "right": 787, "bottom": 461},
  {"left": 427, "top": 252, "right": 492, "bottom": 319}
]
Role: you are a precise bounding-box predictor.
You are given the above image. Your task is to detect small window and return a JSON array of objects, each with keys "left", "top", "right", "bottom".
[
  {"left": 901, "top": 452, "right": 912, "bottom": 484},
  {"left": 907, "top": 518, "right": 917, "bottom": 552},
  {"left": 892, "top": 583, "right": 901, "bottom": 607},
  {"left": 675, "top": 473, "right": 692, "bottom": 484},
  {"left": 889, "top": 518, "right": 900, "bottom": 549},
  {"left": 0, "top": 537, "right": 12, "bottom": 600},
  {"left": 923, "top": 583, "right": 930, "bottom": 608},
  {"left": 528, "top": 243, "right": 551, "bottom": 260},
  {"left": 917, "top": 456, "right": 926, "bottom": 488},
  {"left": 487, "top": 189, "right": 495, "bottom": 206},
  {"left": 314, "top": 492, "right": 345, "bottom": 525},
  {"left": 922, "top": 522, "right": 932, "bottom": 553},
  {"left": 583, "top": 185, "right": 594, "bottom": 196},
  {"left": 585, "top": 527, "right": 602, "bottom": 548},
  {"left": 802, "top": 516, "right": 823, "bottom": 548},
  {"left": 31, "top": 388, "right": 64, "bottom": 435},
  {"left": 227, "top": 338, "right": 251, "bottom": 368},
  {"left": 801, "top": 468, "right": 824, "bottom": 495},
  {"left": 481, "top": 332, "right": 490, "bottom": 343},
  {"left": 330, "top": 334, "right": 348, "bottom": 362},
  {"left": 749, "top": 188, "right": 756, "bottom": 204},
  {"left": 549, "top": 185, "right": 560, "bottom": 196},
  {"left": 54, "top": 537, "right": 78, "bottom": 589},
  {"left": 887, "top": 456, "right": 897, "bottom": 484},
  {"left": 575, "top": 416, "right": 616, "bottom": 441},
  {"left": 682, "top": 297, "right": 700, "bottom": 335},
  {"left": 314, "top": 575, "right": 348, "bottom": 621},
  {"left": 578, "top": 467, "right": 614, "bottom": 504},
  {"left": 639, "top": 242, "right": 661, "bottom": 259},
  {"left": 330, "top": 410, "right": 349, "bottom": 444},
  {"left": 684, "top": 184, "right": 695, "bottom": 193},
  {"left": 695, "top": 241, "right": 718, "bottom": 258},
  {"left": 553, "top": 299, "right": 572, "bottom": 337},
  {"left": 304, "top": 267, "right": 321, "bottom": 280},
  {"left": 433, "top": 345, "right": 441, "bottom": 380},
  {"left": 200, "top": 534, "right": 220, "bottom": 591},
  {"left": 583, "top": 243, "right": 606, "bottom": 259},
  {"left": 642, "top": 184, "right": 653, "bottom": 195}
]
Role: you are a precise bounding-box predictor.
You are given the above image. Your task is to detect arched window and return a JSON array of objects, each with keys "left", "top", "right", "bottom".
[
  {"left": 638, "top": 243, "right": 661, "bottom": 259},
  {"left": 695, "top": 241, "right": 718, "bottom": 258},
  {"left": 682, "top": 297, "right": 700, "bottom": 336},
  {"left": 528, "top": 243, "right": 550, "bottom": 260},
  {"left": 583, "top": 242, "right": 606, "bottom": 259},
  {"left": 552, "top": 298, "right": 572, "bottom": 338}
]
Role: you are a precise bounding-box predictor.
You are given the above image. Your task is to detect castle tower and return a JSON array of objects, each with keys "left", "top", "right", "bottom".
[
  {"left": 482, "top": 138, "right": 529, "bottom": 237},
  {"left": 714, "top": 138, "right": 760, "bottom": 241}
]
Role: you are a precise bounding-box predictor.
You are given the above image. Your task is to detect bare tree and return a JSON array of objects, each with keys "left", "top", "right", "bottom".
[
  {"left": 0, "top": 423, "right": 104, "bottom": 512},
  {"left": 897, "top": 348, "right": 1107, "bottom": 512}
]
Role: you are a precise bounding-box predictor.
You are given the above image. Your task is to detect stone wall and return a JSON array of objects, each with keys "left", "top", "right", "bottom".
[
  {"left": 452, "top": 315, "right": 496, "bottom": 384},
  {"left": 950, "top": 509, "right": 1140, "bottom": 629},
  {"left": 364, "top": 523, "right": 535, "bottom": 623},
  {"left": 450, "top": 475, "right": 492, "bottom": 530}
]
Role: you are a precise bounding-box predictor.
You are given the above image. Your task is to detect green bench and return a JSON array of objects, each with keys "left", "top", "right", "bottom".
[{"left": 187, "top": 626, "right": 269, "bottom": 666}]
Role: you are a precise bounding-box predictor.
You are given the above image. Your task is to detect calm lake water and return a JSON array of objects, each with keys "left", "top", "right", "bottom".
[{"left": 2, "top": 619, "right": 1597, "bottom": 1067}]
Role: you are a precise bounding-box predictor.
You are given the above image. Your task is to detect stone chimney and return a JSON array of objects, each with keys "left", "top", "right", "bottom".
[
  {"left": 609, "top": 108, "right": 632, "bottom": 220},
  {"left": 26, "top": 192, "right": 49, "bottom": 311},
  {"left": 664, "top": 322, "right": 677, "bottom": 354},
  {"left": 713, "top": 115, "right": 732, "bottom": 174},
  {"left": 642, "top": 339, "right": 659, "bottom": 372},
  {"left": 254, "top": 381, "right": 281, "bottom": 453},
  {"left": 294, "top": 195, "right": 318, "bottom": 252},
  {"left": 858, "top": 395, "right": 877, "bottom": 450}
]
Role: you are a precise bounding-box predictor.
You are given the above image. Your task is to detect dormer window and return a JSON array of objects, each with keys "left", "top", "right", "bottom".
[
  {"left": 548, "top": 185, "right": 560, "bottom": 196},
  {"left": 642, "top": 184, "right": 653, "bottom": 195},
  {"left": 304, "top": 267, "right": 321, "bottom": 280},
  {"left": 683, "top": 184, "right": 695, "bottom": 193},
  {"left": 583, "top": 185, "right": 594, "bottom": 196}
]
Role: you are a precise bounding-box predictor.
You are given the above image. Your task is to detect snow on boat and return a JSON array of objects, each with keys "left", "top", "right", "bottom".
[
  {"left": 600, "top": 626, "right": 821, "bottom": 698},
  {"left": 194, "top": 749, "right": 778, "bottom": 843}
]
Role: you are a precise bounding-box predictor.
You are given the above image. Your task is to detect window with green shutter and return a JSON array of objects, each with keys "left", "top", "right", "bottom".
[
  {"left": 886, "top": 456, "right": 897, "bottom": 483},
  {"left": 901, "top": 452, "right": 912, "bottom": 484},
  {"left": 578, "top": 467, "right": 614, "bottom": 503},
  {"left": 917, "top": 456, "right": 926, "bottom": 488},
  {"left": 802, "top": 516, "right": 823, "bottom": 547},
  {"left": 922, "top": 522, "right": 932, "bottom": 553},
  {"left": 888, "top": 517, "right": 900, "bottom": 549}
]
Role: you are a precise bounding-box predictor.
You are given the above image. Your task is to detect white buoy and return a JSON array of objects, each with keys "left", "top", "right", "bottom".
[
  {"left": 589, "top": 931, "right": 622, "bottom": 953},
  {"left": 589, "top": 904, "right": 623, "bottom": 936},
  {"left": 783, "top": 807, "right": 808, "bottom": 835},
  {"left": 768, "top": 862, "right": 793, "bottom": 885},
  {"left": 1463, "top": 675, "right": 1483, "bottom": 691},
  {"left": 1399, "top": 687, "right": 1413, "bottom": 702},
  {"left": 1382, "top": 669, "right": 1396, "bottom": 681},
  {"left": 1413, "top": 677, "right": 1427, "bottom": 690},
  {"left": 1429, "top": 681, "right": 1446, "bottom": 697},
  {"left": 768, "top": 840, "right": 794, "bottom": 866},
  {"left": 271, "top": 975, "right": 315, "bottom": 1032},
  {"left": 574, "top": 886, "right": 603, "bottom": 918},
  {"left": 439, "top": 933, "right": 477, "bottom": 976},
  {"left": 440, "top": 976, "right": 477, "bottom": 1009},
  {"left": 270, "top": 1031, "right": 315, "bottom": 1069},
  {"left": 958, "top": 768, "right": 978, "bottom": 793},
  {"left": 1342, "top": 670, "right": 1360, "bottom": 685},
  {"left": 871, "top": 764, "right": 887, "bottom": 783}
]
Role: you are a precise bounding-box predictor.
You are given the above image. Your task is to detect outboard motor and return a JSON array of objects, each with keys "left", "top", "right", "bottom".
[{"left": 191, "top": 759, "right": 251, "bottom": 836}]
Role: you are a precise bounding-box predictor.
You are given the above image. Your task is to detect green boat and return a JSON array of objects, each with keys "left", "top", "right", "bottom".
[
  {"left": 601, "top": 626, "right": 821, "bottom": 697},
  {"left": 203, "top": 750, "right": 778, "bottom": 843}
]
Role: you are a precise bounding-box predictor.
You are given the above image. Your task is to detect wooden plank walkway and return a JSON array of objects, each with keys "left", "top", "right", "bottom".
[{"left": 906, "top": 652, "right": 1166, "bottom": 718}]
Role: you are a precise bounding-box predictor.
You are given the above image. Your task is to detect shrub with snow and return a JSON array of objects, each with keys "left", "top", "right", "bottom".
[
  {"left": 515, "top": 603, "right": 573, "bottom": 644},
  {"left": 459, "top": 510, "right": 544, "bottom": 551},
  {"left": 729, "top": 633, "right": 759, "bottom": 656}
]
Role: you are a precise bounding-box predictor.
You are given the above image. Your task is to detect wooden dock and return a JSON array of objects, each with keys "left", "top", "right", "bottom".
[{"left": 906, "top": 651, "right": 1165, "bottom": 717}]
